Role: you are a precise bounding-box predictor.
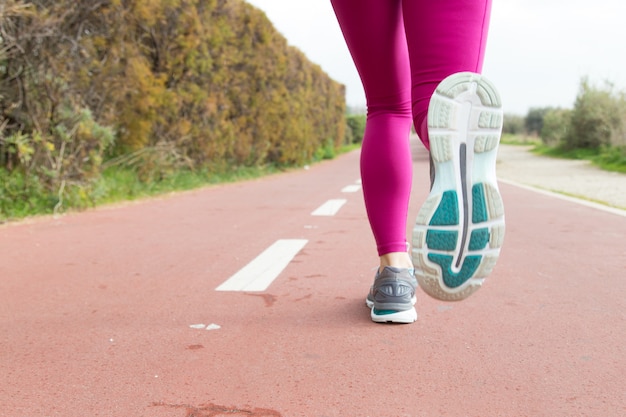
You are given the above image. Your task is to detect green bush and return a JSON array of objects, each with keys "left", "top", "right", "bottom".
[
  {"left": 536, "top": 78, "right": 626, "bottom": 153},
  {"left": 540, "top": 108, "right": 571, "bottom": 146},
  {"left": 345, "top": 114, "right": 366, "bottom": 145},
  {"left": 0, "top": 168, "right": 50, "bottom": 221},
  {"left": 0, "top": 0, "right": 346, "bottom": 218},
  {"left": 594, "top": 145, "right": 626, "bottom": 173},
  {"left": 502, "top": 113, "right": 525, "bottom": 135},
  {"left": 564, "top": 78, "right": 626, "bottom": 150},
  {"left": 525, "top": 108, "right": 551, "bottom": 136},
  {"left": 0, "top": 105, "right": 115, "bottom": 215}
]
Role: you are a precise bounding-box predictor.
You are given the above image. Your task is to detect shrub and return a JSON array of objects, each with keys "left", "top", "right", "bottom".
[
  {"left": 540, "top": 108, "right": 571, "bottom": 146},
  {"left": 502, "top": 113, "right": 525, "bottom": 135},
  {"left": 525, "top": 108, "right": 551, "bottom": 136},
  {"left": 594, "top": 145, "right": 626, "bottom": 173},
  {"left": 1, "top": 0, "right": 346, "bottom": 217},
  {"left": 564, "top": 78, "right": 626, "bottom": 150},
  {"left": 345, "top": 114, "right": 366, "bottom": 145}
]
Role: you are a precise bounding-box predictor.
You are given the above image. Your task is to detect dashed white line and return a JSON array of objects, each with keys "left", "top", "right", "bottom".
[
  {"left": 311, "top": 199, "right": 347, "bottom": 216},
  {"left": 341, "top": 184, "right": 361, "bottom": 193},
  {"left": 189, "top": 323, "right": 221, "bottom": 330},
  {"left": 217, "top": 181, "right": 360, "bottom": 294},
  {"left": 215, "top": 239, "right": 308, "bottom": 292}
]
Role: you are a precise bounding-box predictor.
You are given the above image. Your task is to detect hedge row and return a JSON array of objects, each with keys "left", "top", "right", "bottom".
[{"left": 0, "top": 0, "right": 346, "bottom": 198}]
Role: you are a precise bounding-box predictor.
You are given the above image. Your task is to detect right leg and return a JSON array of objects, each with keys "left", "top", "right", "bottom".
[
  {"left": 330, "top": 0, "right": 414, "bottom": 266},
  {"left": 331, "top": 0, "right": 417, "bottom": 323}
]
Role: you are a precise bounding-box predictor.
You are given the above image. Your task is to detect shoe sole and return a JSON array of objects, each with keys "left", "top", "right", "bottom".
[
  {"left": 365, "top": 296, "right": 416, "bottom": 309},
  {"left": 370, "top": 306, "right": 417, "bottom": 323},
  {"left": 366, "top": 296, "right": 417, "bottom": 323},
  {"left": 411, "top": 72, "right": 505, "bottom": 302}
]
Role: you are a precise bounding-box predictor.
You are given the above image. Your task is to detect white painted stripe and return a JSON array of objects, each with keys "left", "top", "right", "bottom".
[
  {"left": 499, "top": 179, "right": 626, "bottom": 217},
  {"left": 341, "top": 184, "right": 361, "bottom": 193},
  {"left": 215, "top": 239, "right": 308, "bottom": 292},
  {"left": 311, "top": 199, "right": 347, "bottom": 216},
  {"left": 189, "top": 323, "right": 221, "bottom": 330}
]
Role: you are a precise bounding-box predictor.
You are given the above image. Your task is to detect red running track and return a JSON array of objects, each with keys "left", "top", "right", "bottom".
[{"left": 1, "top": 143, "right": 625, "bottom": 417}]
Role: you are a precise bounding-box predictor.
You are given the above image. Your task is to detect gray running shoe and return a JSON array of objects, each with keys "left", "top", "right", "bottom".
[{"left": 366, "top": 267, "right": 417, "bottom": 323}]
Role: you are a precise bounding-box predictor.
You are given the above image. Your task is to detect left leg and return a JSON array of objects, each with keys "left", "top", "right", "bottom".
[
  {"left": 402, "top": 0, "right": 493, "bottom": 149},
  {"left": 403, "top": 0, "right": 505, "bottom": 301}
]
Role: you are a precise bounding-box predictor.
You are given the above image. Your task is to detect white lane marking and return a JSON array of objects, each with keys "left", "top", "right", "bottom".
[
  {"left": 341, "top": 184, "right": 361, "bottom": 193},
  {"left": 216, "top": 239, "right": 308, "bottom": 292},
  {"left": 499, "top": 179, "right": 626, "bottom": 218},
  {"left": 189, "top": 323, "right": 221, "bottom": 330},
  {"left": 311, "top": 199, "right": 347, "bottom": 216}
]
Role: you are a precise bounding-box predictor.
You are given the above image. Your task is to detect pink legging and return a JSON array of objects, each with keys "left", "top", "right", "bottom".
[{"left": 331, "top": 0, "right": 492, "bottom": 256}]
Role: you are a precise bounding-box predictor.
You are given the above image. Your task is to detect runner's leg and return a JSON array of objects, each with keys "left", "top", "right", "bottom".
[{"left": 331, "top": 0, "right": 413, "bottom": 258}]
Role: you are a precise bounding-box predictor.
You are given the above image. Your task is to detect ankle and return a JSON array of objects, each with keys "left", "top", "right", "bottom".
[{"left": 379, "top": 252, "right": 413, "bottom": 272}]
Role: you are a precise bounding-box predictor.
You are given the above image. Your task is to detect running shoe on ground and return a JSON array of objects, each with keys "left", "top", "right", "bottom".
[
  {"left": 412, "top": 72, "right": 505, "bottom": 302},
  {"left": 366, "top": 267, "right": 417, "bottom": 323}
]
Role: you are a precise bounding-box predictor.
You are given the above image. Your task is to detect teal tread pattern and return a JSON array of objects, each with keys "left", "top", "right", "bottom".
[
  {"left": 472, "top": 184, "right": 488, "bottom": 223},
  {"left": 426, "top": 230, "right": 458, "bottom": 251},
  {"left": 469, "top": 228, "right": 490, "bottom": 250},
  {"left": 423, "top": 184, "right": 492, "bottom": 288},
  {"left": 373, "top": 309, "right": 392, "bottom": 315},
  {"left": 427, "top": 254, "right": 482, "bottom": 288},
  {"left": 429, "top": 191, "right": 459, "bottom": 226}
]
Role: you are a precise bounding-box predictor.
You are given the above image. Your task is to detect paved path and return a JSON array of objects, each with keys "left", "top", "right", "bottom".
[
  {"left": 497, "top": 144, "right": 626, "bottom": 211},
  {"left": 1, "top": 142, "right": 625, "bottom": 417}
]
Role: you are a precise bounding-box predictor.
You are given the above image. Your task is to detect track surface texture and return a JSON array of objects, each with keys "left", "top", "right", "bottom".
[{"left": 1, "top": 141, "right": 625, "bottom": 417}]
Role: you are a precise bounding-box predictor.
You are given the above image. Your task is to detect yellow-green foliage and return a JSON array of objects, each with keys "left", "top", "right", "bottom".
[{"left": 1, "top": 0, "right": 346, "bottom": 184}]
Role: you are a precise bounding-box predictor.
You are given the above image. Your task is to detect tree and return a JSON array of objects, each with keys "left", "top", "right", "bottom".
[
  {"left": 502, "top": 113, "right": 525, "bottom": 135},
  {"left": 564, "top": 78, "right": 625, "bottom": 149},
  {"left": 525, "top": 107, "right": 550, "bottom": 136},
  {"left": 540, "top": 108, "right": 571, "bottom": 146}
]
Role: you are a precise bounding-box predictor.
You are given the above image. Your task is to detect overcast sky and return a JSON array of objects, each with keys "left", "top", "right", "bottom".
[{"left": 246, "top": 0, "right": 626, "bottom": 115}]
